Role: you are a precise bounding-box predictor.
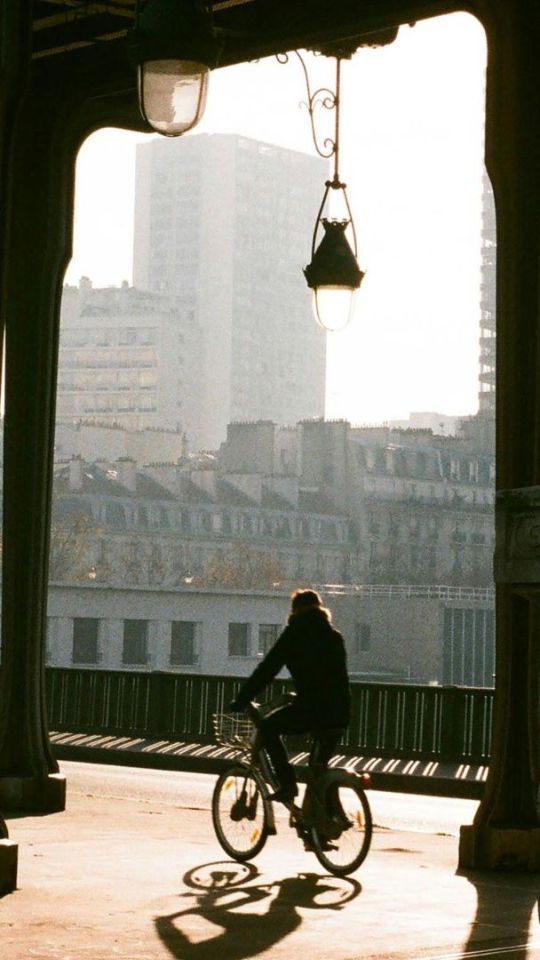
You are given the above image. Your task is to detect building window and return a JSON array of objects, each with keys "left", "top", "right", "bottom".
[
  {"left": 122, "top": 620, "right": 148, "bottom": 665},
  {"left": 46, "top": 616, "right": 57, "bottom": 665},
  {"left": 222, "top": 513, "right": 232, "bottom": 534},
  {"left": 228, "top": 622, "right": 251, "bottom": 658},
  {"left": 258, "top": 624, "right": 280, "bottom": 658},
  {"left": 119, "top": 327, "right": 136, "bottom": 345},
  {"left": 200, "top": 512, "right": 212, "bottom": 532},
  {"left": 355, "top": 623, "right": 371, "bottom": 653},
  {"left": 159, "top": 507, "right": 170, "bottom": 529},
  {"left": 106, "top": 502, "right": 127, "bottom": 527},
  {"left": 72, "top": 618, "right": 99, "bottom": 664},
  {"left": 170, "top": 621, "right": 198, "bottom": 666}
]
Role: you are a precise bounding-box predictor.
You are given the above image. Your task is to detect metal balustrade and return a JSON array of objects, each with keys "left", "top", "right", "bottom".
[
  {"left": 45, "top": 668, "right": 493, "bottom": 766},
  {"left": 314, "top": 583, "right": 495, "bottom": 602}
]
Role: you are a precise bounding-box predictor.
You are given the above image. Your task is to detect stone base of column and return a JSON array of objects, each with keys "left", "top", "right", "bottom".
[
  {"left": 0, "top": 773, "right": 66, "bottom": 812},
  {"left": 0, "top": 840, "right": 18, "bottom": 895},
  {"left": 460, "top": 823, "right": 540, "bottom": 871}
]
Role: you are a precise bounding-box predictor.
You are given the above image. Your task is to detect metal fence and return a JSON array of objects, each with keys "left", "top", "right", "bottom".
[
  {"left": 45, "top": 669, "right": 493, "bottom": 765},
  {"left": 314, "top": 583, "right": 495, "bottom": 602}
]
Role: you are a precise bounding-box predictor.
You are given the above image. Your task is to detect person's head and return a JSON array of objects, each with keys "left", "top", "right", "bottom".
[{"left": 290, "top": 588, "right": 331, "bottom": 621}]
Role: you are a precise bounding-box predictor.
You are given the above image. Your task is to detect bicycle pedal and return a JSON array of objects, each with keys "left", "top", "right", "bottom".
[{"left": 303, "top": 837, "right": 338, "bottom": 853}]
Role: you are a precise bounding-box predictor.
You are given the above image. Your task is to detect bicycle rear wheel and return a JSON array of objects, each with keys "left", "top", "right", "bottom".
[
  {"left": 212, "top": 764, "right": 270, "bottom": 862},
  {"left": 310, "top": 775, "right": 372, "bottom": 876}
]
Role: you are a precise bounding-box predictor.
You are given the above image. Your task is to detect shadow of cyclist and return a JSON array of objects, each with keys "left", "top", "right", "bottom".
[{"left": 155, "top": 862, "right": 362, "bottom": 960}]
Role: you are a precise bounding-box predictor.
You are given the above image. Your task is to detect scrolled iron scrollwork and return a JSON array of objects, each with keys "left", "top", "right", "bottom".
[{"left": 277, "top": 50, "right": 338, "bottom": 160}]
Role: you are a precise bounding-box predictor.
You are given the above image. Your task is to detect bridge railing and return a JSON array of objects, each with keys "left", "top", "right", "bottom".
[{"left": 45, "top": 668, "right": 494, "bottom": 766}]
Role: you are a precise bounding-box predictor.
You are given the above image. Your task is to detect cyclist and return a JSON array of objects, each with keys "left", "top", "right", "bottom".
[{"left": 230, "top": 588, "right": 351, "bottom": 804}]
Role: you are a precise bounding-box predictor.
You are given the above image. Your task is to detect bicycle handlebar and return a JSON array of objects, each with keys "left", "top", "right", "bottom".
[
  {"left": 238, "top": 694, "right": 297, "bottom": 727},
  {"left": 244, "top": 701, "right": 262, "bottom": 727}
]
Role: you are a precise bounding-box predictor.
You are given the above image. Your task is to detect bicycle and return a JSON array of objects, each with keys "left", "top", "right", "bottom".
[{"left": 211, "top": 701, "right": 372, "bottom": 877}]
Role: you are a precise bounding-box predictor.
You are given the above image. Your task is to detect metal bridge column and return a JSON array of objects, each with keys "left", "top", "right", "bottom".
[{"left": 459, "top": 2, "right": 540, "bottom": 870}]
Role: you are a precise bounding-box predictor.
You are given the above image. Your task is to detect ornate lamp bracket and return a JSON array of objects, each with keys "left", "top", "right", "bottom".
[
  {"left": 277, "top": 49, "right": 338, "bottom": 161},
  {"left": 277, "top": 49, "right": 357, "bottom": 260}
]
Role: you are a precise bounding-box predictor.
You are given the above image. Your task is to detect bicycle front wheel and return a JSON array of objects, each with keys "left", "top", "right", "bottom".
[
  {"left": 212, "top": 764, "right": 270, "bottom": 862},
  {"left": 310, "top": 775, "right": 372, "bottom": 877}
]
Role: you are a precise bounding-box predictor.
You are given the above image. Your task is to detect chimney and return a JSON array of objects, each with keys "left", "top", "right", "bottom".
[
  {"left": 78, "top": 275, "right": 93, "bottom": 290},
  {"left": 116, "top": 456, "right": 137, "bottom": 493}
]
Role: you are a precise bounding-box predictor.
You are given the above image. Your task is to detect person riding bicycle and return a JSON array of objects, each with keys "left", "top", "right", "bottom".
[{"left": 230, "top": 588, "right": 351, "bottom": 804}]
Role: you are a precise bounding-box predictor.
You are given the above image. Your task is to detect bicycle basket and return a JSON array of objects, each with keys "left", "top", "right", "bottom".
[{"left": 213, "top": 713, "right": 255, "bottom": 751}]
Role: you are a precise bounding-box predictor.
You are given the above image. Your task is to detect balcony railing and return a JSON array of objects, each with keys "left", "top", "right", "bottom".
[
  {"left": 45, "top": 669, "right": 494, "bottom": 766},
  {"left": 314, "top": 583, "right": 495, "bottom": 602}
]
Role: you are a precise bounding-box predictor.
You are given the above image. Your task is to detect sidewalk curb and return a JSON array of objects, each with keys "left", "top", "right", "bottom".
[{"left": 52, "top": 739, "right": 486, "bottom": 798}]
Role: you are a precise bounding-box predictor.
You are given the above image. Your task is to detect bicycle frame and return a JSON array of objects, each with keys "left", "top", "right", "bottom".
[
  {"left": 212, "top": 707, "right": 373, "bottom": 875},
  {"left": 250, "top": 732, "right": 364, "bottom": 841},
  {"left": 245, "top": 701, "right": 362, "bottom": 837}
]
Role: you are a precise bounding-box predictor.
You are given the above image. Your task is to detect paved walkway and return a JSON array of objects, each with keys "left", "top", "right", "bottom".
[{"left": 1, "top": 777, "right": 539, "bottom": 959}]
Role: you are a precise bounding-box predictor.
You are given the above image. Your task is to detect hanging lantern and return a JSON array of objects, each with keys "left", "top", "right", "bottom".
[
  {"left": 131, "top": 0, "right": 219, "bottom": 137},
  {"left": 304, "top": 187, "right": 364, "bottom": 332},
  {"left": 283, "top": 51, "right": 365, "bottom": 331}
]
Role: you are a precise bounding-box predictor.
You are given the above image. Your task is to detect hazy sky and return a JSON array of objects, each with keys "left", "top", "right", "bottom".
[{"left": 65, "top": 12, "right": 488, "bottom": 426}]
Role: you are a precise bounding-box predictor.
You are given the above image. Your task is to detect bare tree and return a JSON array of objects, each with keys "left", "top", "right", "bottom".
[
  {"left": 195, "top": 543, "right": 286, "bottom": 589},
  {"left": 49, "top": 511, "right": 100, "bottom": 582}
]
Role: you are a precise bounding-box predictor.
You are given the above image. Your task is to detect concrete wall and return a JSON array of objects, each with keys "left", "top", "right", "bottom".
[
  {"left": 46, "top": 583, "right": 291, "bottom": 677},
  {"left": 330, "top": 595, "right": 442, "bottom": 683},
  {"left": 45, "top": 583, "right": 495, "bottom": 686}
]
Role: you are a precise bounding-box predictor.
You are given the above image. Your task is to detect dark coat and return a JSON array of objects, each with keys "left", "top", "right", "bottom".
[{"left": 234, "top": 607, "right": 351, "bottom": 728}]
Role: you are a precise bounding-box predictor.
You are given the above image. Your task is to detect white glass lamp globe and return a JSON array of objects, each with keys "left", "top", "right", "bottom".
[
  {"left": 313, "top": 285, "right": 357, "bottom": 332},
  {"left": 139, "top": 59, "right": 209, "bottom": 136}
]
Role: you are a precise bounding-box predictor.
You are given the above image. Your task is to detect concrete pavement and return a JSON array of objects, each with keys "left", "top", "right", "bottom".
[{"left": 1, "top": 769, "right": 539, "bottom": 960}]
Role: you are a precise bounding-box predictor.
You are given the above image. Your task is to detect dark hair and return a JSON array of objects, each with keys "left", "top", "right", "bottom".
[
  {"left": 289, "top": 588, "right": 332, "bottom": 622},
  {"left": 291, "top": 588, "right": 323, "bottom": 612}
]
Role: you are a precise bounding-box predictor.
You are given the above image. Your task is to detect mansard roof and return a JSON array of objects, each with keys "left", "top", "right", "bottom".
[
  {"left": 53, "top": 459, "right": 348, "bottom": 520},
  {"left": 54, "top": 462, "right": 175, "bottom": 501}
]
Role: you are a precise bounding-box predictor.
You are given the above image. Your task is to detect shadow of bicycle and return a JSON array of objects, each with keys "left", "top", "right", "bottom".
[{"left": 155, "top": 860, "right": 362, "bottom": 960}]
